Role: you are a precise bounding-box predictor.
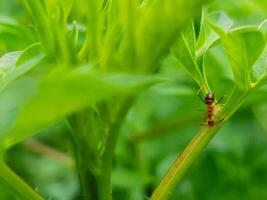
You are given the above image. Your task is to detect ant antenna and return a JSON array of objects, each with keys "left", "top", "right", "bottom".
[{"left": 197, "top": 84, "right": 206, "bottom": 104}]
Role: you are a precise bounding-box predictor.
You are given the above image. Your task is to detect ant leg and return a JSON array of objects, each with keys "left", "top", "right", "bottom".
[
  {"left": 216, "top": 96, "right": 224, "bottom": 105},
  {"left": 207, "top": 118, "right": 224, "bottom": 126},
  {"left": 200, "top": 117, "right": 207, "bottom": 122},
  {"left": 200, "top": 123, "right": 213, "bottom": 127},
  {"left": 200, "top": 117, "right": 224, "bottom": 127},
  {"left": 201, "top": 122, "right": 217, "bottom": 127},
  {"left": 215, "top": 118, "right": 224, "bottom": 124},
  {"left": 198, "top": 95, "right": 205, "bottom": 104},
  {"left": 216, "top": 95, "right": 227, "bottom": 105},
  {"left": 200, "top": 123, "right": 208, "bottom": 127}
]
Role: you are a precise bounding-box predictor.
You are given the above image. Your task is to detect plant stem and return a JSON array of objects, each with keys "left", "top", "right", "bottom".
[
  {"left": 0, "top": 162, "right": 44, "bottom": 200},
  {"left": 150, "top": 87, "right": 249, "bottom": 200},
  {"left": 98, "top": 98, "right": 134, "bottom": 200},
  {"left": 67, "top": 113, "right": 100, "bottom": 200},
  {"left": 150, "top": 125, "right": 220, "bottom": 200},
  {"left": 75, "top": 145, "right": 99, "bottom": 200},
  {"left": 68, "top": 98, "right": 133, "bottom": 200}
]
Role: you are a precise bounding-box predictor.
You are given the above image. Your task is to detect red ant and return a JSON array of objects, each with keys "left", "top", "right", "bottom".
[{"left": 198, "top": 91, "right": 223, "bottom": 127}]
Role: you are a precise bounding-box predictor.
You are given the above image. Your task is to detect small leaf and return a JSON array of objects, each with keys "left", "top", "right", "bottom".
[{"left": 172, "top": 21, "right": 203, "bottom": 86}]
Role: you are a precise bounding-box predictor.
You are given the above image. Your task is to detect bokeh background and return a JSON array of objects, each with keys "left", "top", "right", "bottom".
[{"left": 1, "top": 0, "right": 267, "bottom": 199}]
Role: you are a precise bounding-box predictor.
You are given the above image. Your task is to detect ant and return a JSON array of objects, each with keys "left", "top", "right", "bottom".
[{"left": 198, "top": 90, "right": 223, "bottom": 127}]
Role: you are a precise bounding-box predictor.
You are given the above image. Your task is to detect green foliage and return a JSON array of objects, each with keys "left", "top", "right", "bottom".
[
  {"left": 209, "top": 24, "right": 266, "bottom": 89},
  {"left": 151, "top": 2, "right": 267, "bottom": 200},
  {"left": 0, "top": 72, "right": 160, "bottom": 151},
  {"left": 0, "top": 45, "right": 44, "bottom": 92},
  {"left": 0, "top": 16, "right": 36, "bottom": 53},
  {"left": 1, "top": 0, "right": 267, "bottom": 200}
]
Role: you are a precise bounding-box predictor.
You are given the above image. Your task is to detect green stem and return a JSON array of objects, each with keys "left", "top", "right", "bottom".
[
  {"left": 0, "top": 162, "right": 44, "bottom": 200},
  {"left": 150, "top": 125, "right": 220, "bottom": 200},
  {"left": 98, "top": 98, "right": 134, "bottom": 200},
  {"left": 67, "top": 113, "right": 100, "bottom": 200},
  {"left": 67, "top": 98, "right": 133, "bottom": 200},
  {"left": 150, "top": 86, "right": 249, "bottom": 200},
  {"left": 71, "top": 131, "right": 99, "bottom": 200},
  {"left": 75, "top": 145, "right": 99, "bottom": 200}
]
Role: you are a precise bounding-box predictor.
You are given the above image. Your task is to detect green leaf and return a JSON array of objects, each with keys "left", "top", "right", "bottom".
[
  {"left": 196, "top": 10, "right": 233, "bottom": 57},
  {"left": 46, "top": 0, "right": 74, "bottom": 21},
  {"left": 209, "top": 24, "right": 266, "bottom": 88},
  {"left": 16, "top": 43, "right": 43, "bottom": 65},
  {"left": 0, "top": 163, "right": 44, "bottom": 200},
  {"left": 0, "top": 51, "right": 21, "bottom": 75},
  {"left": 259, "top": 19, "right": 267, "bottom": 33},
  {"left": 251, "top": 44, "right": 267, "bottom": 86},
  {"left": 0, "top": 71, "right": 160, "bottom": 151},
  {"left": 172, "top": 21, "right": 203, "bottom": 86},
  {"left": 0, "top": 44, "right": 45, "bottom": 92},
  {"left": 135, "top": 0, "right": 208, "bottom": 71},
  {"left": 171, "top": 10, "right": 232, "bottom": 94},
  {"left": 58, "top": 0, "right": 74, "bottom": 21},
  {"left": 0, "top": 16, "right": 35, "bottom": 50},
  {"left": 253, "top": 20, "right": 267, "bottom": 86}
]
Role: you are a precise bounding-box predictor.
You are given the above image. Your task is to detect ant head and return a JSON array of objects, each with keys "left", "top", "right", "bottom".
[{"left": 205, "top": 92, "right": 214, "bottom": 105}]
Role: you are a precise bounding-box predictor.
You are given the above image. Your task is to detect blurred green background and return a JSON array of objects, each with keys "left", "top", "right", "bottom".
[{"left": 1, "top": 0, "right": 267, "bottom": 200}]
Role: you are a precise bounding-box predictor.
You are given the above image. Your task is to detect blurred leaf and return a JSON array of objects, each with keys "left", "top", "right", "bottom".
[
  {"left": 69, "top": 21, "right": 79, "bottom": 48},
  {"left": 135, "top": 0, "right": 208, "bottom": 71},
  {"left": 0, "top": 45, "right": 44, "bottom": 91},
  {"left": 259, "top": 19, "right": 267, "bottom": 33},
  {"left": 252, "top": 21, "right": 267, "bottom": 86},
  {"left": 23, "top": 0, "right": 54, "bottom": 55},
  {"left": 254, "top": 0, "right": 267, "bottom": 15},
  {"left": 0, "top": 71, "right": 160, "bottom": 151},
  {"left": 46, "top": 0, "right": 74, "bottom": 22},
  {"left": 251, "top": 44, "right": 267, "bottom": 86},
  {"left": 0, "top": 51, "right": 21, "bottom": 74},
  {"left": 58, "top": 0, "right": 74, "bottom": 21},
  {"left": 24, "top": 0, "right": 75, "bottom": 64},
  {"left": 16, "top": 43, "right": 43, "bottom": 65},
  {"left": 0, "top": 16, "right": 35, "bottom": 50}
]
